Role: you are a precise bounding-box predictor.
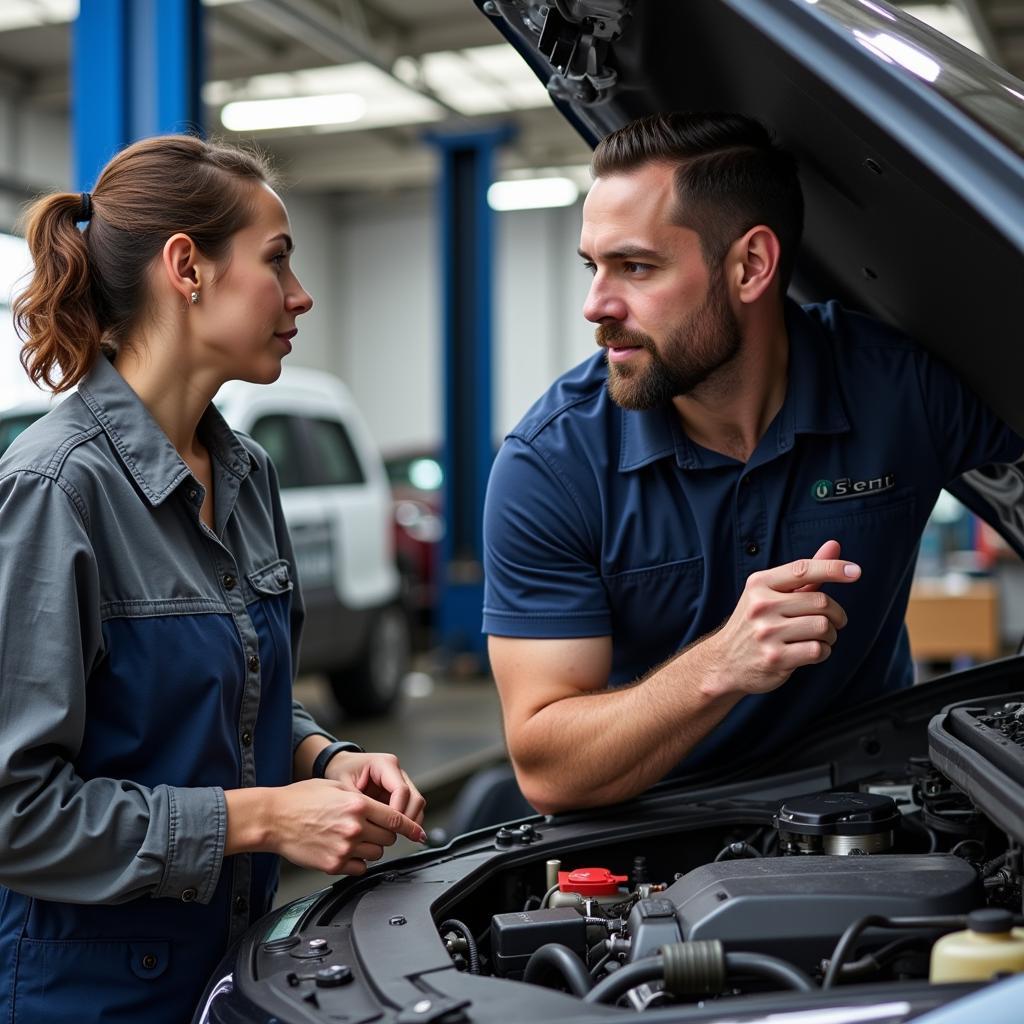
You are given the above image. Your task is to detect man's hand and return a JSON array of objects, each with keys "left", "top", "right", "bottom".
[
  {"left": 325, "top": 751, "right": 426, "bottom": 826},
  {"left": 264, "top": 779, "right": 427, "bottom": 875},
  {"left": 703, "top": 539, "right": 859, "bottom": 697}
]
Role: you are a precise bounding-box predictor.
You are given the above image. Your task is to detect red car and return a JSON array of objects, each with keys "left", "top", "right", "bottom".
[{"left": 384, "top": 451, "right": 444, "bottom": 629}]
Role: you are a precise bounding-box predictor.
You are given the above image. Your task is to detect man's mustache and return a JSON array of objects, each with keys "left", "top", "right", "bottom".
[{"left": 595, "top": 324, "right": 655, "bottom": 351}]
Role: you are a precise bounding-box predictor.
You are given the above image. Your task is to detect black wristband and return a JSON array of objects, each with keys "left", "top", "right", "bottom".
[{"left": 312, "top": 740, "right": 364, "bottom": 779}]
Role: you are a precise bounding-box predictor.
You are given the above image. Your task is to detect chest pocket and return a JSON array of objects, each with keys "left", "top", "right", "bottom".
[
  {"left": 786, "top": 492, "right": 918, "bottom": 635},
  {"left": 246, "top": 558, "right": 293, "bottom": 598},
  {"left": 245, "top": 558, "right": 293, "bottom": 674},
  {"left": 603, "top": 556, "right": 705, "bottom": 685}
]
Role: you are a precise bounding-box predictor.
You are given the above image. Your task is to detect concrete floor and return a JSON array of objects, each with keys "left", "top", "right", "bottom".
[{"left": 278, "top": 667, "right": 507, "bottom": 905}]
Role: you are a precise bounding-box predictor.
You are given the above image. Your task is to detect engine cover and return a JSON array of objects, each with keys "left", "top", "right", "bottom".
[{"left": 667, "top": 854, "right": 978, "bottom": 972}]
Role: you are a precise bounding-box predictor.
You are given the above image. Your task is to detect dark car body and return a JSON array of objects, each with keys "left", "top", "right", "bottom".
[{"left": 195, "top": 1, "right": 1024, "bottom": 1021}]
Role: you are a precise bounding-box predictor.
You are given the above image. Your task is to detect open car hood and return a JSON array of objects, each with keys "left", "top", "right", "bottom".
[
  {"left": 477, "top": 0, "right": 1024, "bottom": 554},
  {"left": 197, "top": 661, "right": 1024, "bottom": 1024}
]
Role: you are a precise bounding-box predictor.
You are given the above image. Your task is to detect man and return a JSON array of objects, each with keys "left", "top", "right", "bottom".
[{"left": 482, "top": 112, "right": 1023, "bottom": 814}]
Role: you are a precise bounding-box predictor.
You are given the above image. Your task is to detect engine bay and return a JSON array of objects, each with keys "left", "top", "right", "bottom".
[
  {"left": 426, "top": 694, "right": 1024, "bottom": 1012},
  {"left": 438, "top": 777, "right": 1021, "bottom": 1011},
  {"left": 223, "top": 678, "right": 1024, "bottom": 1023}
]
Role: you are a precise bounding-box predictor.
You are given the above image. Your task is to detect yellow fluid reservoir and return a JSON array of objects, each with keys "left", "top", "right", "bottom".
[{"left": 930, "top": 909, "right": 1024, "bottom": 983}]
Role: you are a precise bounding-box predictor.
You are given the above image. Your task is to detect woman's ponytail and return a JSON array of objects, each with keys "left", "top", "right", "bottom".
[
  {"left": 13, "top": 192, "right": 103, "bottom": 393},
  {"left": 12, "top": 135, "right": 272, "bottom": 395}
]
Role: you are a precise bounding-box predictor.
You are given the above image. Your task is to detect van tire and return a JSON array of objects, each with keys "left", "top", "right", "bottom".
[{"left": 329, "top": 603, "right": 411, "bottom": 718}]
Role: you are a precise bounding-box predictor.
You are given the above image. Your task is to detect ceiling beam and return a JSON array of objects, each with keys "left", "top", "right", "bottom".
[
  {"left": 269, "top": 111, "right": 590, "bottom": 194},
  {"left": 207, "top": 6, "right": 282, "bottom": 60},
  {"left": 242, "top": 0, "right": 466, "bottom": 118}
]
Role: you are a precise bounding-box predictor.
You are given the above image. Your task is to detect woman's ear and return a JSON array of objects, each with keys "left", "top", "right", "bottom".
[
  {"left": 733, "top": 225, "right": 782, "bottom": 305},
  {"left": 160, "top": 233, "right": 201, "bottom": 305}
]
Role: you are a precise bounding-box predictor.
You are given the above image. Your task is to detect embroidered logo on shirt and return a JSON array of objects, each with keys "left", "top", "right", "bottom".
[{"left": 813, "top": 473, "right": 895, "bottom": 502}]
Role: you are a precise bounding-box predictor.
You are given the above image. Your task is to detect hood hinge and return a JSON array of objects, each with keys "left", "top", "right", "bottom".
[{"left": 534, "top": 1, "right": 632, "bottom": 104}]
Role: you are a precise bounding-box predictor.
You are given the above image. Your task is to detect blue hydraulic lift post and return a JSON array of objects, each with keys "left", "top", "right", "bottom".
[
  {"left": 429, "top": 125, "right": 514, "bottom": 667},
  {"left": 73, "top": 0, "right": 204, "bottom": 191}
]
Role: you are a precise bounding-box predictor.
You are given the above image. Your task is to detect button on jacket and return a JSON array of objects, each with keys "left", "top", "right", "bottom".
[
  {"left": 483, "top": 302, "right": 1024, "bottom": 772},
  {"left": 0, "top": 356, "right": 331, "bottom": 1024}
]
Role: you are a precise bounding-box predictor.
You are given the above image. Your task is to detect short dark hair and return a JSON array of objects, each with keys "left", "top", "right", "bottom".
[{"left": 591, "top": 112, "right": 803, "bottom": 290}]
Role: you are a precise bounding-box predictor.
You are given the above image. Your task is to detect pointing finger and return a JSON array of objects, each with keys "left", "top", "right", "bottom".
[
  {"left": 766, "top": 556, "right": 861, "bottom": 593},
  {"left": 798, "top": 539, "right": 842, "bottom": 593},
  {"left": 365, "top": 797, "right": 428, "bottom": 844}
]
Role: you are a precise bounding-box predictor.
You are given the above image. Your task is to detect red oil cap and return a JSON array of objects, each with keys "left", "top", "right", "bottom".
[{"left": 558, "top": 867, "right": 629, "bottom": 896}]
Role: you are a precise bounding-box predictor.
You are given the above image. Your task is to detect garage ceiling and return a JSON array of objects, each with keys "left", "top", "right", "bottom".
[{"left": 0, "top": 0, "right": 1019, "bottom": 195}]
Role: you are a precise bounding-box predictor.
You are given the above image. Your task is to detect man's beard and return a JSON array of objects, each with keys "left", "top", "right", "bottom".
[{"left": 598, "top": 268, "right": 742, "bottom": 411}]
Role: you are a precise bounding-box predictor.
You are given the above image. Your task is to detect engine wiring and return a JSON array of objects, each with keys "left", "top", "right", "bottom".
[{"left": 432, "top": 778, "right": 1024, "bottom": 1009}]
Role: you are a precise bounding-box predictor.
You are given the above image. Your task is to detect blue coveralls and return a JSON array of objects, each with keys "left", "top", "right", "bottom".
[{"left": 0, "top": 356, "right": 332, "bottom": 1023}]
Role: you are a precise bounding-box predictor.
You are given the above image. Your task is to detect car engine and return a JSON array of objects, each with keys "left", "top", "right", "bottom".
[
  {"left": 197, "top": 678, "right": 1024, "bottom": 1023},
  {"left": 430, "top": 695, "right": 1024, "bottom": 1010}
]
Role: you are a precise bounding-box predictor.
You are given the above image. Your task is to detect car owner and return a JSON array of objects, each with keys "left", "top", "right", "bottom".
[
  {"left": 483, "top": 112, "right": 1024, "bottom": 814},
  {"left": 0, "top": 136, "right": 426, "bottom": 1024}
]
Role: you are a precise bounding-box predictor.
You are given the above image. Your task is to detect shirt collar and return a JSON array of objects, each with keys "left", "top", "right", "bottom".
[
  {"left": 775, "top": 298, "right": 850, "bottom": 451},
  {"left": 618, "top": 403, "right": 678, "bottom": 473},
  {"left": 618, "top": 299, "right": 850, "bottom": 473},
  {"left": 78, "top": 355, "right": 257, "bottom": 506}
]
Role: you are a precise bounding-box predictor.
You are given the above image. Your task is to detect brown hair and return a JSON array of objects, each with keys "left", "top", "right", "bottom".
[
  {"left": 592, "top": 112, "right": 804, "bottom": 291},
  {"left": 13, "top": 134, "right": 275, "bottom": 392}
]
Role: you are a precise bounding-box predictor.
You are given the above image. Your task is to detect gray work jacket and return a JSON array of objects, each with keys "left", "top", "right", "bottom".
[{"left": 0, "top": 354, "right": 332, "bottom": 1023}]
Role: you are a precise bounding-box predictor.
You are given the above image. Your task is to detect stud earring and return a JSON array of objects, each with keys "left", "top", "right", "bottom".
[{"left": 190, "top": 290, "right": 200, "bottom": 304}]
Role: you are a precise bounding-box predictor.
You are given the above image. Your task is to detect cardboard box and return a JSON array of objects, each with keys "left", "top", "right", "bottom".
[{"left": 905, "top": 579, "right": 999, "bottom": 661}]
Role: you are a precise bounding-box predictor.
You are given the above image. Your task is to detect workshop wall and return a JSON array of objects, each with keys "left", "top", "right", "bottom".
[
  {"left": 0, "top": 99, "right": 70, "bottom": 233},
  {"left": 316, "top": 189, "right": 596, "bottom": 455},
  {"left": 0, "top": 96, "right": 600, "bottom": 460}
]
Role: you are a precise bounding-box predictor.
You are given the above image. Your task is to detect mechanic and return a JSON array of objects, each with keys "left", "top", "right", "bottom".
[
  {"left": 483, "top": 112, "right": 1024, "bottom": 815},
  {"left": 0, "top": 136, "right": 426, "bottom": 1024}
]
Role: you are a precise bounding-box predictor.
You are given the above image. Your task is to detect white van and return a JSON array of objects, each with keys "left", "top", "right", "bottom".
[
  {"left": 0, "top": 366, "right": 410, "bottom": 717},
  {"left": 217, "top": 367, "right": 409, "bottom": 716}
]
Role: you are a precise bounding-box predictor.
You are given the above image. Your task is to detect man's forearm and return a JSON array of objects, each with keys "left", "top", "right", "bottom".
[
  {"left": 510, "top": 638, "right": 741, "bottom": 812},
  {"left": 503, "top": 549, "right": 859, "bottom": 813}
]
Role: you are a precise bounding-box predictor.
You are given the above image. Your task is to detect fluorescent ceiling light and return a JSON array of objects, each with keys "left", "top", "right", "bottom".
[
  {"left": 207, "top": 63, "right": 443, "bottom": 135},
  {"left": 221, "top": 92, "right": 366, "bottom": 131},
  {"left": 488, "top": 177, "right": 579, "bottom": 211},
  {"left": 207, "top": 43, "right": 551, "bottom": 137}
]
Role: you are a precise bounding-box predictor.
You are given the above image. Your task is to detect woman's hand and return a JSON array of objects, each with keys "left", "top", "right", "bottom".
[
  {"left": 226, "top": 780, "right": 427, "bottom": 875},
  {"left": 325, "top": 751, "right": 427, "bottom": 825}
]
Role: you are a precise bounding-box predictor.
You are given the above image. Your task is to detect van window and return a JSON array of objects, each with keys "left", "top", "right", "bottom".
[
  {"left": 303, "top": 417, "right": 365, "bottom": 486},
  {"left": 249, "top": 415, "right": 307, "bottom": 489}
]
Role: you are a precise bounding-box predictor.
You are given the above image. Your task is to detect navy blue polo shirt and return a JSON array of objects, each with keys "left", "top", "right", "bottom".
[{"left": 483, "top": 301, "right": 1023, "bottom": 772}]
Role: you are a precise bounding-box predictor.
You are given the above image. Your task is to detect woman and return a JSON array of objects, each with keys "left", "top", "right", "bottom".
[{"left": 0, "top": 135, "right": 426, "bottom": 1024}]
